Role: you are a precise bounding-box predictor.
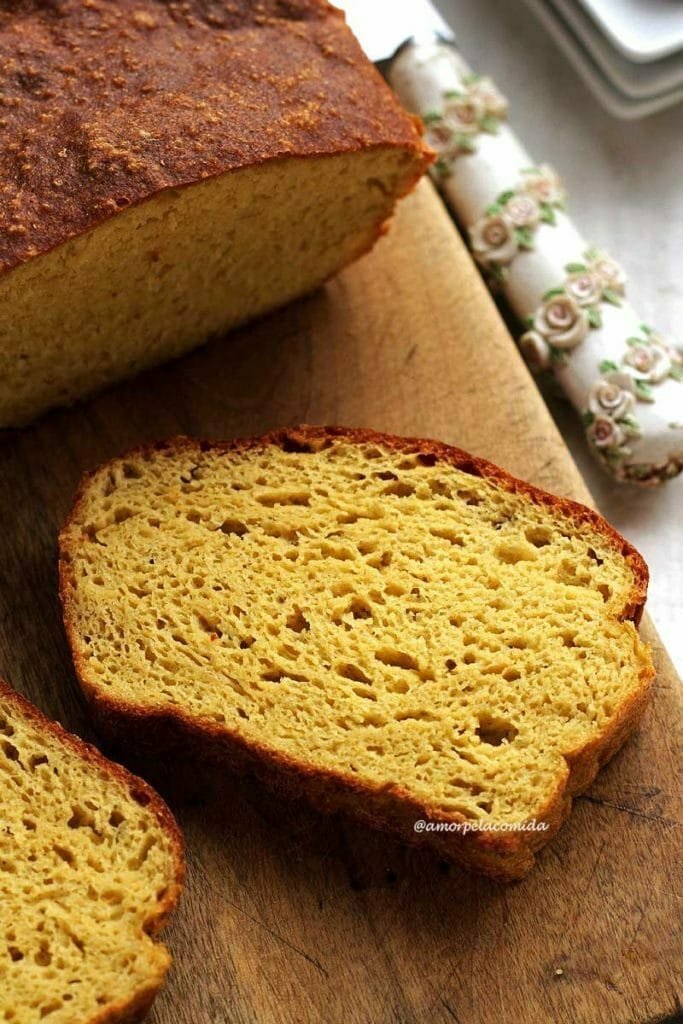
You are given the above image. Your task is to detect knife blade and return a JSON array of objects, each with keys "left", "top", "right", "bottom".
[
  {"left": 334, "top": 0, "right": 683, "bottom": 486},
  {"left": 337, "top": 0, "right": 452, "bottom": 64}
]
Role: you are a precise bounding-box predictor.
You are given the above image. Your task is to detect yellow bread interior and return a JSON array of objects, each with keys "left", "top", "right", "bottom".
[
  {"left": 0, "top": 148, "right": 417, "bottom": 426},
  {"left": 61, "top": 436, "right": 653, "bottom": 830},
  {"left": 0, "top": 689, "right": 181, "bottom": 1024}
]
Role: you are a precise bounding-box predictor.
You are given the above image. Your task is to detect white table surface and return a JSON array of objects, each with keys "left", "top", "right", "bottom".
[{"left": 434, "top": 0, "right": 683, "bottom": 675}]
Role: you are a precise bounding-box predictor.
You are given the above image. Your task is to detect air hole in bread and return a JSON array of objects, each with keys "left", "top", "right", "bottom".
[
  {"left": 0, "top": 716, "right": 15, "bottom": 737},
  {"left": 286, "top": 609, "right": 309, "bottom": 633},
  {"left": 53, "top": 845, "right": 75, "bottom": 867},
  {"left": 375, "top": 648, "right": 419, "bottom": 672},
  {"left": 382, "top": 480, "right": 414, "bottom": 498},
  {"left": 476, "top": 715, "right": 518, "bottom": 746},
  {"left": 220, "top": 518, "right": 248, "bottom": 537},
  {"left": 429, "top": 478, "right": 451, "bottom": 497},
  {"left": 386, "top": 678, "right": 410, "bottom": 695},
  {"left": 496, "top": 540, "right": 539, "bottom": 564},
  {"left": 2, "top": 741, "right": 20, "bottom": 762},
  {"left": 525, "top": 526, "right": 552, "bottom": 548},
  {"left": 348, "top": 597, "right": 372, "bottom": 620},
  {"left": 430, "top": 527, "right": 464, "bottom": 546},
  {"left": 338, "top": 664, "right": 372, "bottom": 685},
  {"left": 394, "top": 709, "right": 438, "bottom": 722},
  {"left": 256, "top": 491, "right": 310, "bottom": 508},
  {"left": 457, "top": 489, "right": 482, "bottom": 506},
  {"left": 196, "top": 615, "right": 222, "bottom": 639}
]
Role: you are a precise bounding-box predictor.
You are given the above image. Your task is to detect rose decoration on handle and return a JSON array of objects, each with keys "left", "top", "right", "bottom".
[
  {"left": 389, "top": 41, "right": 683, "bottom": 485},
  {"left": 469, "top": 169, "right": 566, "bottom": 284},
  {"left": 423, "top": 74, "right": 508, "bottom": 166}
]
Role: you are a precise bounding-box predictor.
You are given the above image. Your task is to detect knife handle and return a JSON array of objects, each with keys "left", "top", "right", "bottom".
[{"left": 389, "top": 40, "right": 683, "bottom": 486}]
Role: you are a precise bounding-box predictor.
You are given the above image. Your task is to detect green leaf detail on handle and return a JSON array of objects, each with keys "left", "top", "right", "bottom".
[
  {"left": 565, "top": 262, "right": 587, "bottom": 273},
  {"left": 480, "top": 114, "right": 500, "bottom": 134},
  {"left": 515, "top": 226, "right": 535, "bottom": 250},
  {"left": 628, "top": 463, "right": 654, "bottom": 479},
  {"left": 599, "top": 360, "right": 619, "bottom": 373},
  {"left": 542, "top": 287, "right": 565, "bottom": 301},
  {"left": 602, "top": 288, "right": 622, "bottom": 307},
  {"left": 539, "top": 203, "right": 556, "bottom": 225},
  {"left": 455, "top": 133, "right": 476, "bottom": 153},
  {"left": 669, "top": 365, "right": 683, "bottom": 382},
  {"left": 634, "top": 379, "right": 654, "bottom": 401},
  {"left": 617, "top": 416, "right": 642, "bottom": 435},
  {"left": 582, "top": 411, "right": 596, "bottom": 427},
  {"left": 587, "top": 307, "right": 603, "bottom": 329},
  {"left": 548, "top": 345, "right": 568, "bottom": 366}
]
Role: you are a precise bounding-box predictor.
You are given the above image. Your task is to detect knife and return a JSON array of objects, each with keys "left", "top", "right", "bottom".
[{"left": 336, "top": 0, "right": 683, "bottom": 486}]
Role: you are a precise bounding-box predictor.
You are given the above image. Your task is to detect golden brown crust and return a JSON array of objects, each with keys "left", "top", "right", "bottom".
[
  {"left": 0, "top": 0, "right": 430, "bottom": 275},
  {"left": 0, "top": 678, "right": 185, "bottom": 1023},
  {"left": 58, "top": 425, "right": 655, "bottom": 881}
]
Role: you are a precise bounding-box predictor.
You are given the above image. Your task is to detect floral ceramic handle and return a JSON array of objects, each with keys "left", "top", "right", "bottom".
[{"left": 389, "top": 40, "right": 683, "bottom": 485}]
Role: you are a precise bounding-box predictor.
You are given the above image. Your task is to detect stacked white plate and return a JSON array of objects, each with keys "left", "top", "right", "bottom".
[{"left": 524, "top": 0, "right": 683, "bottom": 118}]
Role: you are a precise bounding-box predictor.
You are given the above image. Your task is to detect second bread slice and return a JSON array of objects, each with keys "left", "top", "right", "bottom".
[
  {"left": 0, "top": 681, "right": 183, "bottom": 1023},
  {"left": 59, "top": 427, "right": 654, "bottom": 879}
]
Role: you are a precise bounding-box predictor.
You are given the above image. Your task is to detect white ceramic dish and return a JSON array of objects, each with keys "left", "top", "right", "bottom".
[
  {"left": 578, "top": 0, "right": 683, "bottom": 63},
  {"left": 554, "top": 0, "right": 683, "bottom": 99},
  {"left": 524, "top": 0, "right": 683, "bottom": 119}
]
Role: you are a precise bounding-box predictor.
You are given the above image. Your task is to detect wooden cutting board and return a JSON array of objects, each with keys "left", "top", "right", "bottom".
[{"left": 0, "top": 181, "right": 680, "bottom": 1024}]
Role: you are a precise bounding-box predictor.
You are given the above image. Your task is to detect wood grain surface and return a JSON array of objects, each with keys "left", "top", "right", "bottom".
[{"left": 0, "top": 181, "right": 680, "bottom": 1024}]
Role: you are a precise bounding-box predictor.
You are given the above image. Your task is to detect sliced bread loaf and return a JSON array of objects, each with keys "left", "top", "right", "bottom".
[
  {"left": 0, "top": 1, "right": 429, "bottom": 426},
  {"left": 0, "top": 681, "right": 183, "bottom": 1023},
  {"left": 59, "top": 427, "right": 654, "bottom": 879}
]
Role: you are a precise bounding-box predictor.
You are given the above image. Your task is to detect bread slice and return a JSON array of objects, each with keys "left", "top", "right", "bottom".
[
  {"left": 0, "top": 681, "right": 183, "bottom": 1023},
  {"left": 59, "top": 426, "right": 654, "bottom": 880},
  {"left": 0, "top": 1, "right": 430, "bottom": 427}
]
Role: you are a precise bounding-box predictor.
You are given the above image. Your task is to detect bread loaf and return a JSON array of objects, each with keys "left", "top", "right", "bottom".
[
  {"left": 0, "top": 681, "right": 183, "bottom": 1023},
  {"left": 0, "top": 1, "right": 430, "bottom": 426},
  {"left": 59, "top": 426, "right": 654, "bottom": 879}
]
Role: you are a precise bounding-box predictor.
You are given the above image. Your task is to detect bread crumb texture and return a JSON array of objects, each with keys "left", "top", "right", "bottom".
[
  {"left": 60, "top": 428, "right": 654, "bottom": 875},
  {"left": 0, "top": 684, "right": 183, "bottom": 1024}
]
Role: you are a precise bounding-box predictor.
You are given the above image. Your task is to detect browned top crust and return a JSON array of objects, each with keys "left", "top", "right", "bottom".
[{"left": 0, "top": 0, "right": 427, "bottom": 274}]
